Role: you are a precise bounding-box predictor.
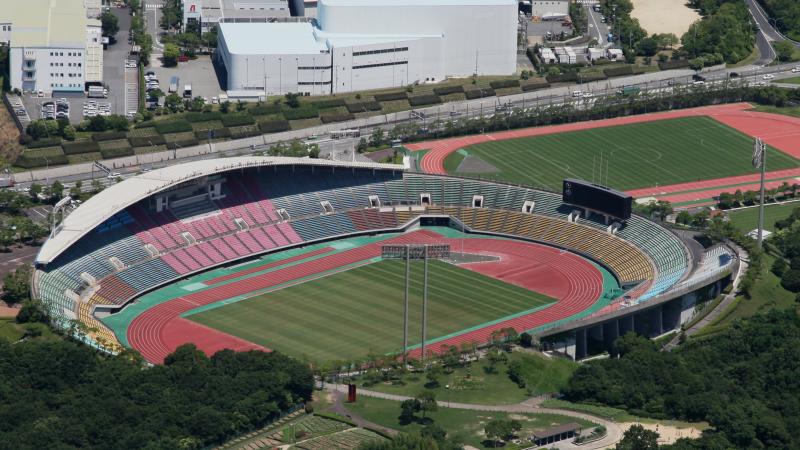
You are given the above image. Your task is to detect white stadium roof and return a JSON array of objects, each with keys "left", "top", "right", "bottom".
[{"left": 36, "top": 157, "right": 403, "bottom": 264}]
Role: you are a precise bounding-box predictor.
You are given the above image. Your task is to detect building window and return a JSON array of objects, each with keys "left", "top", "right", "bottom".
[
  {"left": 78, "top": 63, "right": 81, "bottom": 67},
  {"left": 352, "top": 47, "right": 408, "bottom": 57},
  {"left": 352, "top": 60, "right": 408, "bottom": 70}
]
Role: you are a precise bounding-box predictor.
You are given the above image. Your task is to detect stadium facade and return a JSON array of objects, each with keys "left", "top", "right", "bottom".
[
  {"left": 215, "top": 0, "right": 518, "bottom": 96},
  {"left": 33, "top": 158, "right": 736, "bottom": 361}
]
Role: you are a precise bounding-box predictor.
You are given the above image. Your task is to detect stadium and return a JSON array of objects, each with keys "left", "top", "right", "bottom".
[{"left": 31, "top": 154, "right": 737, "bottom": 364}]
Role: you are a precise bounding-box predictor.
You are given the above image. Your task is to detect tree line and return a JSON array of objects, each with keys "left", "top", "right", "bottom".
[{"left": 683, "top": 0, "right": 756, "bottom": 65}]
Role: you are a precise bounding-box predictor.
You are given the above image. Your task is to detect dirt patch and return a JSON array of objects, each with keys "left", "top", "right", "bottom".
[
  {"left": 0, "top": 102, "right": 22, "bottom": 165},
  {"left": 457, "top": 155, "right": 499, "bottom": 173},
  {"left": 364, "top": 148, "right": 395, "bottom": 162},
  {"left": 0, "top": 303, "right": 20, "bottom": 318},
  {"left": 620, "top": 422, "right": 703, "bottom": 445},
  {"left": 631, "top": 0, "right": 700, "bottom": 36}
]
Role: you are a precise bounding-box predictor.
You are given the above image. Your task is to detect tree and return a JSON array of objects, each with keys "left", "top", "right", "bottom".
[
  {"left": 370, "top": 128, "right": 385, "bottom": 148},
  {"left": 101, "top": 11, "right": 119, "bottom": 39},
  {"left": 49, "top": 180, "right": 64, "bottom": 201},
  {"left": 484, "top": 419, "right": 521, "bottom": 447},
  {"left": 105, "top": 115, "right": 130, "bottom": 132},
  {"left": 62, "top": 125, "right": 76, "bottom": 141},
  {"left": 220, "top": 101, "right": 231, "bottom": 113},
  {"left": 415, "top": 390, "right": 438, "bottom": 421},
  {"left": 2, "top": 265, "right": 31, "bottom": 304},
  {"left": 399, "top": 398, "right": 421, "bottom": 424},
  {"left": 284, "top": 92, "right": 301, "bottom": 108},
  {"left": 774, "top": 41, "right": 794, "bottom": 62},
  {"left": 356, "top": 137, "right": 368, "bottom": 153},
  {"left": 165, "top": 93, "right": 184, "bottom": 113},
  {"left": 519, "top": 332, "right": 533, "bottom": 348},
  {"left": 163, "top": 43, "right": 180, "bottom": 67},
  {"left": 29, "top": 183, "right": 42, "bottom": 201},
  {"left": 637, "top": 37, "right": 659, "bottom": 56},
  {"left": 616, "top": 424, "right": 659, "bottom": 450},
  {"left": 689, "top": 57, "right": 705, "bottom": 71}
]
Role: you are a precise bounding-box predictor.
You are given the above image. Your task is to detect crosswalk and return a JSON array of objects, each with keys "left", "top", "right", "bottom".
[{"left": 145, "top": 4, "right": 163, "bottom": 10}]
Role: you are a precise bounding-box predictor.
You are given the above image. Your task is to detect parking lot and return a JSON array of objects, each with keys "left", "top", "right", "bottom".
[
  {"left": 148, "top": 56, "right": 224, "bottom": 101},
  {"left": 103, "top": 6, "right": 135, "bottom": 115}
]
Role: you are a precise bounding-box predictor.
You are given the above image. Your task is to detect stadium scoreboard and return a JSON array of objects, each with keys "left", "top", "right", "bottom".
[
  {"left": 562, "top": 178, "right": 632, "bottom": 220},
  {"left": 381, "top": 244, "right": 451, "bottom": 260}
]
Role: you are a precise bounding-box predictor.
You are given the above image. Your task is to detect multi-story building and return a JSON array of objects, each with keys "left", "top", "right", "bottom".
[
  {"left": 2, "top": 0, "right": 103, "bottom": 94},
  {"left": 182, "top": 0, "right": 297, "bottom": 33}
]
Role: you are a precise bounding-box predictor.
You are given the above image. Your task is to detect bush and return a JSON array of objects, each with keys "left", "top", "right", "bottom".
[
  {"left": 220, "top": 114, "right": 256, "bottom": 127},
  {"left": 165, "top": 139, "right": 199, "bottom": 150},
  {"left": 27, "top": 138, "right": 63, "bottom": 149},
  {"left": 374, "top": 91, "right": 408, "bottom": 102},
  {"left": 194, "top": 127, "right": 232, "bottom": 140},
  {"left": 603, "top": 65, "right": 636, "bottom": 77},
  {"left": 320, "top": 111, "right": 355, "bottom": 124},
  {"left": 408, "top": 95, "right": 442, "bottom": 107},
  {"left": 128, "top": 135, "right": 167, "bottom": 148},
  {"left": 135, "top": 120, "right": 157, "bottom": 128},
  {"left": 92, "top": 131, "right": 128, "bottom": 142},
  {"left": 100, "top": 146, "right": 134, "bottom": 159},
  {"left": 546, "top": 72, "right": 579, "bottom": 83},
  {"left": 283, "top": 106, "right": 319, "bottom": 121},
  {"left": 345, "top": 101, "right": 382, "bottom": 113},
  {"left": 311, "top": 98, "right": 346, "bottom": 109},
  {"left": 61, "top": 140, "right": 101, "bottom": 155},
  {"left": 15, "top": 153, "right": 69, "bottom": 169},
  {"left": 228, "top": 126, "right": 261, "bottom": 139},
  {"left": 183, "top": 111, "right": 222, "bottom": 122},
  {"left": 433, "top": 85, "right": 465, "bottom": 96},
  {"left": 521, "top": 79, "right": 550, "bottom": 92},
  {"left": 464, "top": 88, "right": 495, "bottom": 99},
  {"left": 581, "top": 72, "right": 609, "bottom": 82},
  {"left": 489, "top": 79, "right": 520, "bottom": 89},
  {"left": 258, "top": 120, "right": 291, "bottom": 133},
  {"left": 154, "top": 120, "right": 192, "bottom": 134},
  {"left": 249, "top": 104, "right": 282, "bottom": 116},
  {"left": 658, "top": 59, "right": 690, "bottom": 70}
]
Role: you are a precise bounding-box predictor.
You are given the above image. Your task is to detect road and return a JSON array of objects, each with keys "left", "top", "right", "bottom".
[
  {"left": 744, "top": 0, "right": 800, "bottom": 65},
  {"left": 327, "top": 384, "right": 623, "bottom": 449},
  {"left": 586, "top": 4, "right": 610, "bottom": 47}
]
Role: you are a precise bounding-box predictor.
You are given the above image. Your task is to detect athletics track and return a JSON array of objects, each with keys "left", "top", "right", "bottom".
[
  {"left": 407, "top": 103, "right": 800, "bottom": 206},
  {"left": 126, "top": 229, "right": 609, "bottom": 364}
]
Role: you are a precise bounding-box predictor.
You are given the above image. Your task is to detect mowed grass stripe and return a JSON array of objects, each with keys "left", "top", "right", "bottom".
[
  {"left": 188, "top": 260, "right": 554, "bottom": 362},
  {"left": 451, "top": 117, "right": 799, "bottom": 191}
]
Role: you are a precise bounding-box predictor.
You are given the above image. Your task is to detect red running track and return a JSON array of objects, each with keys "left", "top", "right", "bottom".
[
  {"left": 626, "top": 167, "right": 800, "bottom": 198},
  {"left": 655, "top": 180, "right": 793, "bottom": 204},
  {"left": 407, "top": 103, "right": 755, "bottom": 175},
  {"left": 128, "top": 230, "right": 603, "bottom": 364}
]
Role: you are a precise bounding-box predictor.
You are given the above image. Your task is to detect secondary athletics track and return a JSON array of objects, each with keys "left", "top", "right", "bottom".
[
  {"left": 126, "top": 229, "right": 606, "bottom": 364},
  {"left": 407, "top": 103, "right": 800, "bottom": 205}
]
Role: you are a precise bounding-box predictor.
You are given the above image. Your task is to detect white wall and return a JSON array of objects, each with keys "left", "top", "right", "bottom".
[
  {"left": 0, "top": 22, "right": 11, "bottom": 45},
  {"left": 531, "top": 0, "right": 568, "bottom": 17},
  {"left": 10, "top": 46, "right": 87, "bottom": 93}
]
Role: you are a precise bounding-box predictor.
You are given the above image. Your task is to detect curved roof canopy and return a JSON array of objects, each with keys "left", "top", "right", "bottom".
[{"left": 36, "top": 157, "right": 403, "bottom": 264}]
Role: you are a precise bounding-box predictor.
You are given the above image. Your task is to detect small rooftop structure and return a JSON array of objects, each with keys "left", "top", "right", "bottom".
[{"left": 532, "top": 422, "right": 581, "bottom": 446}]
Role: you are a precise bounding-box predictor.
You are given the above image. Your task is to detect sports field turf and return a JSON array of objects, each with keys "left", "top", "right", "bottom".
[
  {"left": 444, "top": 116, "right": 800, "bottom": 191},
  {"left": 187, "top": 259, "right": 555, "bottom": 362},
  {"left": 727, "top": 201, "right": 800, "bottom": 233}
]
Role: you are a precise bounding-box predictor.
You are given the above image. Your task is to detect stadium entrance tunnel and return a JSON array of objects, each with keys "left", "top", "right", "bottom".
[{"left": 540, "top": 276, "right": 733, "bottom": 360}]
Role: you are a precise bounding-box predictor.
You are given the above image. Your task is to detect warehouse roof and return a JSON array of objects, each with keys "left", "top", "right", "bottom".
[
  {"left": 36, "top": 157, "right": 403, "bottom": 264},
  {"left": 219, "top": 22, "right": 327, "bottom": 54},
  {"left": 8, "top": 0, "right": 90, "bottom": 48},
  {"left": 319, "top": 0, "right": 515, "bottom": 6}
]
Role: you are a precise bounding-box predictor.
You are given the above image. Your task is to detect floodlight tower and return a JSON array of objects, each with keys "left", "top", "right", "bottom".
[{"left": 752, "top": 138, "right": 766, "bottom": 248}]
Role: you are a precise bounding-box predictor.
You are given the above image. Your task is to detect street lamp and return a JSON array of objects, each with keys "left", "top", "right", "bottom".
[{"left": 278, "top": 57, "right": 282, "bottom": 94}]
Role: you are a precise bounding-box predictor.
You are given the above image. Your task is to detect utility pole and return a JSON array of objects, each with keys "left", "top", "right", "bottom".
[
  {"left": 421, "top": 245, "right": 428, "bottom": 363},
  {"left": 402, "top": 248, "right": 410, "bottom": 363}
]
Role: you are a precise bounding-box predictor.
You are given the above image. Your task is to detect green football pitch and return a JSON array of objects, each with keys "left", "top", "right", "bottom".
[
  {"left": 187, "top": 259, "right": 554, "bottom": 363},
  {"left": 727, "top": 201, "right": 800, "bottom": 233},
  {"left": 444, "top": 116, "right": 800, "bottom": 191}
]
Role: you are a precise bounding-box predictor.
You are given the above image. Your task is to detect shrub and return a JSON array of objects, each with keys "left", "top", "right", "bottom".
[
  {"left": 128, "top": 135, "right": 167, "bottom": 148},
  {"left": 100, "top": 146, "right": 134, "bottom": 159},
  {"left": 521, "top": 79, "right": 550, "bottom": 92},
  {"left": 345, "top": 101, "right": 382, "bottom": 113},
  {"left": 603, "top": 65, "right": 636, "bottom": 77},
  {"left": 165, "top": 138, "right": 199, "bottom": 150},
  {"left": 374, "top": 91, "right": 408, "bottom": 102},
  {"left": 61, "top": 140, "right": 101, "bottom": 155},
  {"left": 258, "top": 120, "right": 291, "bottom": 133},
  {"left": 311, "top": 98, "right": 346, "bottom": 109},
  {"left": 546, "top": 72, "right": 579, "bottom": 83},
  {"left": 154, "top": 120, "right": 192, "bottom": 134},
  {"left": 489, "top": 79, "right": 520, "bottom": 89},
  {"left": 92, "top": 131, "right": 128, "bottom": 142},
  {"left": 464, "top": 88, "right": 495, "bottom": 99},
  {"left": 658, "top": 59, "right": 690, "bottom": 70},
  {"left": 27, "top": 138, "right": 63, "bottom": 149},
  {"left": 194, "top": 127, "right": 232, "bottom": 140},
  {"left": 432, "top": 85, "right": 464, "bottom": 96},
  {"left": 135, "top": 120, "right": 157, "bottom": 128},
  {"left": 283, "top": 106, "right": 319, "bottom": 121},
  {"left": 320, "top": 111, "right": 355, "bottom": 124},
  {"left": 581, "top": 72, "right": 609, "bottom": 82},
  {"left": 408, "top": 95, "right": 442, "bottom": 107},
  {"left": 249, "top": 104, "right": 282, "bottom": 116},
  {"left": 15, "top": 153, "right": 69, "bottom": 169},
  {"left": 220, "top": 114, "right": 256, "bottom": 127},
  {"left": 183, "top": 111, "right": 222, "bottom": 122},
  {"left": 228, "top": 126, "right": 261, "bottom": 139}
]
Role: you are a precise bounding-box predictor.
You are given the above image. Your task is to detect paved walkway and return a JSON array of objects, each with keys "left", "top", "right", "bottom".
[{"left": 326, "top": 385, "right": 623, "bottom": 449}]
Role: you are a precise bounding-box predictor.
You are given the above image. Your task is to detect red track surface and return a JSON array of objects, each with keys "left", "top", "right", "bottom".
[
  {"left": 655, "top": 180, "right": 793, "bottom": 204},
  {"left": 625, "top": 167, "right": 800, "bottom": 198},
  {"left": 128, "top": 230, "right": 603, "bottom": 364},
  {"left": 407, "top": 103, "right": 756, "bottom": 175}
]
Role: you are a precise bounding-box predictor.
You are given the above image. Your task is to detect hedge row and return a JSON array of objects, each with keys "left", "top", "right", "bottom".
[
  {"left": 249, "top": 104, "right": 282, "bottom": 116},
  {"left": 603, "top": 65, "right": 641, "bottom": 77},
  {"left": 489, "top": 79, "right": 520, "bottom": 90},
  {"left": 320, "top": 111, "right": 355, "bottom": 124},
  {"left": 581, "top": 72, "right": 609, "bottom": 82},
  {"left": 283, "top": 106, "right": 319, "bottom": 121},
  {"left": 100, "top": 147, "right": 134, "bottom": 159},
  {"left": 220, "top": 114, "right": 255, "bottom": 127},
  {"left": 546, "top": 72, "right": 579, "bottom": 83},
  {"left": 194, "top": 128, "right": 232, "bottom": 140},
  {"left": 464, "top": 88, "right": 495, "bottom": 99},
  {"left": 408, "top": 94, "right": 442, "bottom": 107},
  {"left": 128, "top": 135, "right": 167, "bottom": 147},
  {"left": 345, "top": 101, "right": 382, "bottom": 113},
  {"left": 92, "top": 131, "right": 128, "bottom": 142},
  {"left": 166, "top": 139, "right": 199, "bottom": 150},
  {"left": 658, "top": 59, "right": 690, "bottom": 70},
  {"left": 311, "top": 98, "right": 346, "bottom": 109},
  {"left": 229, "top": 126, "right": 261, "bottom": 139},
  {"left": 521, "top": 80, "right": 550, "bottom": 92},
  {"left": 154, "top": 120, "right": 193, "bottom": 134},
  {"left": 432, "top": 85, "right": 464, "bottom": 96},
  {"left": 62, "top": 140, "right": 101, "bottom": 155},
  {"left": 374, "top": 91, "right": 408, "bottom": 102},
  {"left": 27, "top": 138, "right": 63, "bottom": 149},
  {"left": 259, "top": 120, "right": 291, "bottom": 133},
  {"left": 16, "top": 153, "right": 68, "bottom": 169},
  {"left": 183, "top": 111, "right": 222, "bottom": 122}
]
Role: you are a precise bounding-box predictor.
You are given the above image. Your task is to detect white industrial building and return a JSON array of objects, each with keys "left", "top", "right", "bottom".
[
  {"left": 1, "top": 0, "right": 103, "bottom": 94},
  {"left": 531, "top": 0, "right": 568, "bottom": 19},
  {"left": 216, "top": 0, "right": 518, "bottom": 97},
  {"left": 182, "top": 0, "right": 297, "bottom": 33}
]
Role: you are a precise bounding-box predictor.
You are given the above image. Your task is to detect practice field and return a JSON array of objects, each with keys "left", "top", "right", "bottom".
[
  {"left": 444, "top": 116, "right": 800, "bottom": 192},
  {"left": 727, "top": 201, "right": 800, "bottom": 233},
  {"left": 187, "top": 259, "right": 555, "bottom": 362}
]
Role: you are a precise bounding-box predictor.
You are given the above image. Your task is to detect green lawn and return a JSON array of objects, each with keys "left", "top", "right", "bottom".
[
  {"left": 188, "top": 260, "right": 555, "bottom": 363},
  {"left": 0, "top": 318, "right": 24, "bottom": 342},
  {"left": 779, "top": 76, "right": 800, "bottom": 85},
  {"left": 751, "top": 104, "right": 800, "bottom": 118},
  {"left": 344, "top": 395, "right": 596, "bottom": 449},
  {"left": 444, "top": 116, "right": 800, "bottom": 191},
  {"left": 360, "top": 352, "right": 576, "bottom": 405},
  {"left": 726, "top": 201, "right": 800, "bottom": 233}
]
